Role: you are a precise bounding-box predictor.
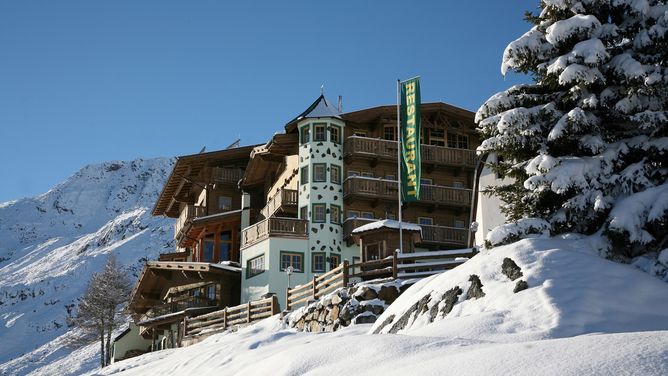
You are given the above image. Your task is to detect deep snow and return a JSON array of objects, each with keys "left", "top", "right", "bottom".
[{"left": 90, "top": 236, "right": 668, "bottom": 376}]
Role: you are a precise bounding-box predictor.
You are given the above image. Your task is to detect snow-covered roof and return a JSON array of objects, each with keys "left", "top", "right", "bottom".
[{"left": 351, "top": 219, "right": 422, "bottom": 235}]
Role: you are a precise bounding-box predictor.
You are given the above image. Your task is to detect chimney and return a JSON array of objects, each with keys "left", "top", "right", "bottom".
[{"left": 338, "top": 95, "right": 343, "bottom": 113}]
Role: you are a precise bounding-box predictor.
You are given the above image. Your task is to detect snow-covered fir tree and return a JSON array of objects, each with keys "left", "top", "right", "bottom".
[{"left": 477, "top": 0, "right": 668, "bottom": 259}]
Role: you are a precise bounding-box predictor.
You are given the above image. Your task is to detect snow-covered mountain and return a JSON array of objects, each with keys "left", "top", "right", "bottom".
[{"left": 0, "top": 158, "right": 175, "bottom": 376}]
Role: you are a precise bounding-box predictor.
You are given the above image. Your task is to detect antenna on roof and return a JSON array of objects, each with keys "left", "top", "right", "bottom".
[
  {"left": 226, "top": 138, "right": 241, "bottom": 149},
  {"left": 320, "top": 84, "right": 324, "bottom": 95},
  {"left": 199, "top": 145, "right": 206, "bottom": 154}
]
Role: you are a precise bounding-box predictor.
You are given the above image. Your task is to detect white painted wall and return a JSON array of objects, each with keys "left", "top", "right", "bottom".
[{"left": 474, "top": 154, "right": 512, "bottom": 247}]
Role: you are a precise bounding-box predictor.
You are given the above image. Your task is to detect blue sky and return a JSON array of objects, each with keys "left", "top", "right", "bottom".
[{"left": 0, "top": 0, "right": 538, "bottom": 202}]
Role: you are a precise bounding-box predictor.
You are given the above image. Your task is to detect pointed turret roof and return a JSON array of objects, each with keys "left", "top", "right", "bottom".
[{"left": 285, "top": 94, "right": 341, "bottom": 130}]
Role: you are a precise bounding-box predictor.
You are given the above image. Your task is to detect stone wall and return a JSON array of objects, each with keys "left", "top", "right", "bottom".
[{"left": 285, "top": 278, "right": 415, "bottom": 332}]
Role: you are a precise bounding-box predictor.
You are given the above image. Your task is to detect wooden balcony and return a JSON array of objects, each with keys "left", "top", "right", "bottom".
[
  {"left": 343, "top": 136, "right": 476, "bottom": 168},
  {"left": 343, "top": 176, "right": 472, "bottom": 208},
  {"left": 212, "top": 167, "right": 245, "bottom": 185},
  {"left": 420, "top": 224, "right": 468, "bottom": 246},
  {"left": 174, "top": 205, "right": 206, "bottom": 240},
  {"left": 260, "top": 189, "right": 298, "bottom": 219},
  {"left": 241, "top": 217, "right": 308, "bottom": 249},
  {"left": 343, "top": 218, "right": 468, "bottom": 247}
]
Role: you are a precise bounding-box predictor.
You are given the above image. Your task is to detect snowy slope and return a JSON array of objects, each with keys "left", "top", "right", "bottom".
[
  {"left": 0, "top": 158, "right": 175, "bottom": 376},
  {"left": 90, "top": 236, "right": 668, "bottom": 376}
]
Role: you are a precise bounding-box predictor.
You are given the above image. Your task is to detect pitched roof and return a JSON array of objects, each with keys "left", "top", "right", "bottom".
[{"left": 285, "top": 94, "right": 341, "bottom": 129}]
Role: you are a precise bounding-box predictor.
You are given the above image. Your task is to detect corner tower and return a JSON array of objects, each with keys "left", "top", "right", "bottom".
[{"left": 290, "top": 94, "right": 346, "bottom": 271}]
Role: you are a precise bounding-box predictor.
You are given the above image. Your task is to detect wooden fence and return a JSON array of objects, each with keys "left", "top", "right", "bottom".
[
  {"left": 285, "top": 249, "right": 476, "bottom": 311},
  {"left": 286, "top": 261, "right": 349, "bottom": 311},
  {"left": 184, "top": 295, "right": 279, "bottom": 337}
]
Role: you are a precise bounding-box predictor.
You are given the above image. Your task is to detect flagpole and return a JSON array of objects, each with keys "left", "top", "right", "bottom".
[{"left": 396, "top": 79, "right": 403, "bottom": 255}]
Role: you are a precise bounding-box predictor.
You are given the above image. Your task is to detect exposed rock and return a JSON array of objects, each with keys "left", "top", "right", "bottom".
[
  {"left": 440, "top": 286, "right": 463, "bottom": 317},
  {"left": 387, "top": 301, "right": 419, "bottom": 334},
  {"left": 331, "top": 294, "right": 343, "bottom": 305},
  {"left": 354, "top": 286, "right": 378, "bottom": 301},
  {"left": 502, "top": 257, "right": 523, "bottom": 281},
  {"left": 330, "top": 305, "right": 340, "bottom": 321},
  {"left": 372, "top": 314, "right": 396, "bottom": 334},
  {"left": 514, "top": 280, "right": 529, "bottom": 293},
  {"left": 466, "top": 275, "right": 485, "bottom": 300},
  {"left": 378, "top": 285, "right": 400, "bottom": 304},
  {"left": 354, "top": 313, "right": 377, "bottom": 324}
]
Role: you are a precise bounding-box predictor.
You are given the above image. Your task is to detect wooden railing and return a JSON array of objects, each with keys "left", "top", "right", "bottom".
[
  {"left": 286, "top": 261, "right": 349, "bottom": 311},
  {"left": 285, "top": 249, "right": 475, "bottom": 311},
  {"left": 420, "top": 225, "right": 468, "bottom": 246},
  {"left": 174, "top": 205, "right": 206, "bottom": 239},
  {"left": 344, "top": 136, "right": 476, "bottom": 167},
  {"left": 212, "top": 167, "right": 245, "bottom": 184},
  {"left": 343, "top": 218, "right": 469, "bottom": 247},
  {"left": 184, "top": 296, "right": 280, "bottom": 337},
  {"left": 241, "top": 217, "right": 309, "bottom": 248},
  {"left": 144, "top": 296, "right": 217, "bottom": 319},
  {"left": 260, "top": 189, "right": 298, "bottom": 219},
  {"left": 343, "top": 177, "right": 472, "bottom": 207}
]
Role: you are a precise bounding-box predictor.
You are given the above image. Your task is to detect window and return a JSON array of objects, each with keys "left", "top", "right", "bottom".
[
  {"left": 447, "top": 132, "right": 469, "bottom": 149},
  {"left": 361, "top": 211, "right": 374, "bottom": 219},
  {"left": 312, "top": 253, "right": 325, "bottom": 273},
  {"left": 329, "top": 254, "right": 340, "bottom": 270},
  {"left": 312, "top": 203, "right": 326, "bottom": 223},
  {"left": 314, "top": 123, "right": 327, "bottom": 141},
  {"left": 420, "top": 178, "right": 433, "bottom": 185},
  {"left": 418, "top": 217, "right": 434, "bottom": 225},
  {"left": 202, "top": 240, "right": 214, "bottom": 262},
  {"left": 454, "top": 220, "right": 466, "bottom": 228},
  {"left": 430, "top": 129, "right": 445, "bottom": 146},
  {"left": 330, "top": 204, "right": 341, "bottom": 224},
  {"left": 313, "top": 163, "right": 326, "bottom": 182},
  {"left": 300, "top": 206, "right": 308, "bottom": 220},
  {"left": 383, "top": 125, "right": 396, "bottom": 141},
  {"left": 453, "top": 181, "right": 465, "bottom": 188},
  {"left": 219, "top": 231, "right": 232, "bottom": 261},
  {"left": 347, "top": 210, "right": 360, "bottom": 219},
  {"left": 301, "top": 166, "right": 309, "bottom": 185},
  {"left": 384, "top": 174, "right": 396, "bottom": 181},
  {"left": 348, "top": 170, "right": 359, "bottom": 177},
  {"left": 280, "top": 251, "right": 303, "bottom": 272},
  {"left": 330, "top": 165, "right": 341, "bottom": 184},
  {"left": 301, "top": 125, "right": 310, "bottom": 143},
  {"left": 361, "top": 171, "right": 374, "bottom": 178},
  {"left": 218, "top": 196, "right": 232, "bottom": 211},
  {"left": 330, "top": 125, "right": 341, "bottom": 144},
  {"left": 353, "top": 130, "right": 367, "bottom": 137},
  {"left": 206, "top": 285, "right": 217, "bottom": 300},
  {"left": 247, "top": 254, "right": 265, "bottom": 278}
]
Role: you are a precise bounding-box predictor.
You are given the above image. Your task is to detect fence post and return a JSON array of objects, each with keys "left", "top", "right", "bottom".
[
  {"left": 392, "top": 249, "right": 398, "bottom": 279},
  {"left": 247, "top": 301, "right": 252, "bottom": 323},
  {"left": 312, "top": 275, "right": 318, "bottom": 300},
  {"left": 342, "top": 260, "right": 349, "bottom": 287},
  {"left": 271, "top": 295, "right": 279, "bottom": 315},
  {"left": 286, "top": 287, "right": 291, "bottom": 311}
]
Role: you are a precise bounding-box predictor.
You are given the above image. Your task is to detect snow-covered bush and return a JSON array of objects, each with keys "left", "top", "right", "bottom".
[{"left": 477, "top": 0, "right": 668, "bottom": 258}]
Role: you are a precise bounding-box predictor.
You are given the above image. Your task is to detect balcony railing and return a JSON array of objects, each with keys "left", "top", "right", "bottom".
[
  {"left": 174, "top": 205, "right": 206, "bottom": 240},
  {"left": 343, "top": 176, "right": 472, "bottom": 207},
  {"left": 342, "top": 218, "right": 468, "bottom": 246},
  {"left": 144, "top": 296, "right": 218, "bottom": 320},
  {"left": 260, "top": 189, "right": 298, "bottom": 219},
  {"left": 212, "top": 167, "right": 245, "bottom": 184},
  {"left": 241, "top": 217, "right": 309, "bottom": 248},
  {"left": 344, "top": 136, "right": 476, "bottom": 168},
  {"left": 420, "top": 224, "right": 468, "bottom": 246}
]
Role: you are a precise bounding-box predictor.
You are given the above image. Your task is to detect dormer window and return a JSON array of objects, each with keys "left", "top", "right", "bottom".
[{"left": 314, "top": 123, "right": 327, "bottom": 141}]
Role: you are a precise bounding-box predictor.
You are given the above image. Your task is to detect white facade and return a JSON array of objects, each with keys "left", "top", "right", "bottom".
[{"left": 474, "top": 153, "right": 512, "bottom": 247}]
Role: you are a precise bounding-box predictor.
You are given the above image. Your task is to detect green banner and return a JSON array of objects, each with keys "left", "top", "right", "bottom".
[{"left": 400, "top": 77, "right": 421, "bottom": 202}]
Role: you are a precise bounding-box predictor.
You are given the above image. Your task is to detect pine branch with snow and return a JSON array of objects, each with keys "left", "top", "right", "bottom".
[{"left": 477, "top": 0, "right": 668, "bottom": 259}]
